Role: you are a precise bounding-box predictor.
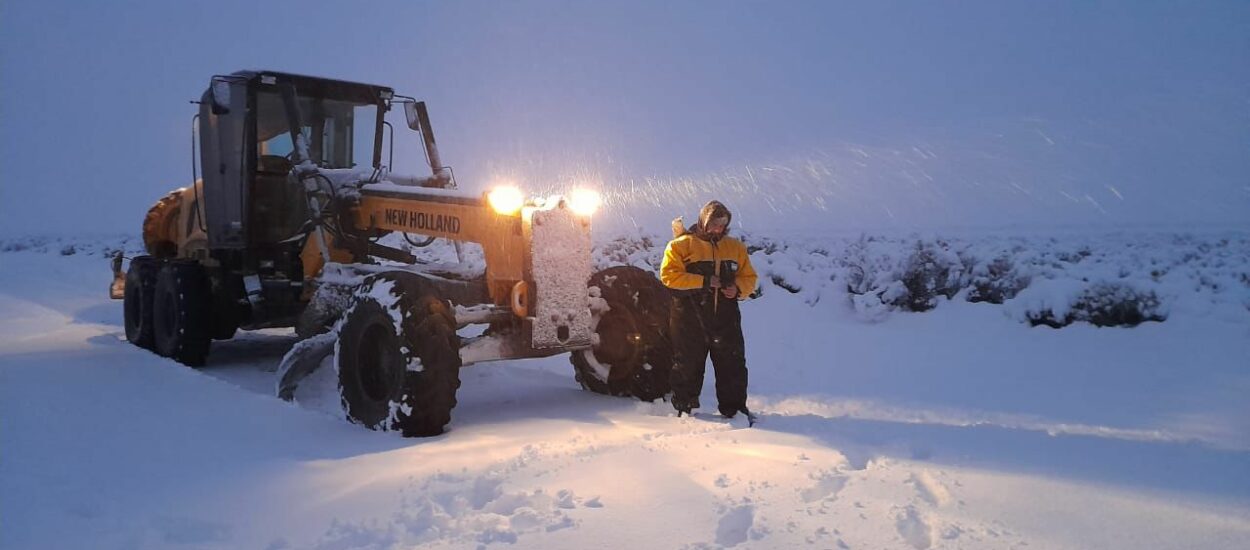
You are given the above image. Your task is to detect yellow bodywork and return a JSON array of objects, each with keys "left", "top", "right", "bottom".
[
  {"left": 352, "top": 192, "right": 527, "bottom": 305},
  {"left": 140, "top": 180, "right": 532, "bottom": 307},
  {"left": 142, "top": 181, "right": 208, "bottom": 259}
]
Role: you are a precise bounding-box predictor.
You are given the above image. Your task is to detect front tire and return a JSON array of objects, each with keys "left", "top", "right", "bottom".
[
  {"left": 570, "top": 266, "right": 673, "bottom": 401},
  {"left": 152, "top": 261, "right": 212, "bottom": 366},
  {"left": 336, "top": 273, "right": 462, "bottom": 437},
  {"left": 123, "top": 256, "right": 159, "bottom": 349}
]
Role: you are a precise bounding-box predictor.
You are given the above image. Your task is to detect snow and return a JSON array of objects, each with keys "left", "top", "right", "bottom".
[
  {"left": 360, "top": 181, "right": 481, "bottom": 201},
  {"left": 527, "top": 200, "right": 594, "bottom": 349},
  {"left": 363, "top": 278, "right": 402, "bottom": 329},
  {"left": 1, "top": 231, "right": 1248, "bottom": 549}
]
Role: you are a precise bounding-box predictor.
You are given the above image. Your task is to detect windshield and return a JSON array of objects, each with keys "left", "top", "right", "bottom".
[{"left": 255, "top": 91, "right": 378, "bottom": 170}]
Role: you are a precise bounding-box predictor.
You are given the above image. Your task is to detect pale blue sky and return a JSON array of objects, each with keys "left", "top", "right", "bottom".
[{"left": 1, "top": 1, "right": 1246, "bottom": 235}]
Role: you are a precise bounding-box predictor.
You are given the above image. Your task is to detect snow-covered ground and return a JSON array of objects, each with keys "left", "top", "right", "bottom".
[{"left": 1, "top": 232, "right": 1248, "bottom": 549}]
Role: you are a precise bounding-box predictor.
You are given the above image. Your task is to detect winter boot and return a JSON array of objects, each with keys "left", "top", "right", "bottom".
[
  {"left": 673, "top": 396, "right": 700, "bottom": 417},
  {"left": 740, "top": 406, "right": 757, "bottom": 427},
  {"left": 720, "top": 406, "right": 757, "bottom": 426}
]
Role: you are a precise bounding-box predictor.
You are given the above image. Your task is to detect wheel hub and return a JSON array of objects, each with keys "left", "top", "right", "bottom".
[{"left": 356, "top": 323, "right": 402, "bottom": 403}]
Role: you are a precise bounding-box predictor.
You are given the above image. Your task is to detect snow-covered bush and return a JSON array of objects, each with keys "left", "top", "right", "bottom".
[
  {"left": 1075, "top": 283, "right": 1166, "bottom": 327},
  {"left": 1014, "top": 279, "right": 1166, "bottom": 328},
  {"left": 964, "top": 253, "right": 1031, "bottom": 304},
  {"left": 891, "top": 239, "right": 964, "bottom": 312},
  {"left": 742, "top": 232, "right": 838, "bottom": 305},
  {"left": 742, "top": 231, "right": 1247, "bottom": 326},
  {"left": 0, "top": 235, "right": 143, "bottom": 257},
  {"left": 591, "top": 234, "right": 662, "bottom": 272},
  {"left": 839, "top": 234, "right": 894, "bottom": 296}
]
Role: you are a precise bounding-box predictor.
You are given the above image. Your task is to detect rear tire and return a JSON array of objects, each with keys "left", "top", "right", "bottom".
[
  {"left": 570, "top": 266, "right": 673, "bottom": 401},
  {"left": 336, "top": 273, "right": 462, "bottom": 437},
  {"left": 123, "top": 256, "right": 159, "bottom": 349},
  {"left": 152, "top": 261, "right": 213, "bottom": 366}
]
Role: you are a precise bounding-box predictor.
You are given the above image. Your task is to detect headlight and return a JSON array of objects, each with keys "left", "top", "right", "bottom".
[
  {"left": 487, "top": 186, "right": 524, "bottom": 215},
  {"left": 567, "top": 188, "right": 601, "bottom": 217}
]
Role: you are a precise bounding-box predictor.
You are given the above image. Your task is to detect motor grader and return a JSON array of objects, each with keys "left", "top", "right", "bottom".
[{"left": 113, "top": 70, "right": 673, "bottom": 436}]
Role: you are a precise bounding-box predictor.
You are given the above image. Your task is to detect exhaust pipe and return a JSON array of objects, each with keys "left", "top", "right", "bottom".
[{"left": 414, "top": 102, "right": 443, "bottom": 177}]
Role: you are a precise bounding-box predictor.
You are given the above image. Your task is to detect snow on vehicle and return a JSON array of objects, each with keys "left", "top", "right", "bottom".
[{"left": 111, "top": 70, "right": 672, "bottom": 436}]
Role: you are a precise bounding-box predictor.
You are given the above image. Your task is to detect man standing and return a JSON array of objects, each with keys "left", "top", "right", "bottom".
[{"left": 660, "top": 200, "right": 758, "bottom": 422}]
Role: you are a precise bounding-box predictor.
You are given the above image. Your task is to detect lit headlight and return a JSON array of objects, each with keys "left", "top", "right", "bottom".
[
  {"left": 567, "top": 188, "right": 601, "bottom": 217},
  {"left": 487, "top": 186, "right": 524, "bottom": 215}
]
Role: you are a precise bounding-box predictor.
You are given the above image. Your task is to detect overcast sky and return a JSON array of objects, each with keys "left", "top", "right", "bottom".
[{"left": 1, "top": 1, "right": 1246, "bottom": 236}]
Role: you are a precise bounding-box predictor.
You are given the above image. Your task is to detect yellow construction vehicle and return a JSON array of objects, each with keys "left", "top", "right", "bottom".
[{"left": 113, "top": 70, "right": 673, "bottom": 436}]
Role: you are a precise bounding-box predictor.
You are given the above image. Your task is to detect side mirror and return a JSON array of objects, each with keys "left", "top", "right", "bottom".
[
  {"left": 404, "top": 102, "right": 420, "bottom": 130},
  {"left": 210, "top": 80, "right": 231, "bottom": 115}
]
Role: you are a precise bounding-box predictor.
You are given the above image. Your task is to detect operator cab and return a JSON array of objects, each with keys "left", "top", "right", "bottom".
[
  {"left": 195, "top": 71, "right": 394, "bottom": 327},
  {"left": 198, "top": 70, "right": 391, "bottom": 252}
]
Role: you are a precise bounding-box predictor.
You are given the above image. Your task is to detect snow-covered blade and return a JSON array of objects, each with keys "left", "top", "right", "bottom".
[{"left": 526, "top": 197, "right": 594, "bottom": 350}]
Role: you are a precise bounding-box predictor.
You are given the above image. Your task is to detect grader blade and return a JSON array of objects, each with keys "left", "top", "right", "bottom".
[{"left": 275, "top": 331, "right": 337, "bottom": 401}]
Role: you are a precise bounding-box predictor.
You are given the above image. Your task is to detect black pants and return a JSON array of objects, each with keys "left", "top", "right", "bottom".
[{"left": 669, "top": 292, "right": 747, "bottom": 416}]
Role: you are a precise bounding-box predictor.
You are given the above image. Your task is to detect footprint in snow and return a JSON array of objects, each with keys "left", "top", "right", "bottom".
[
  {"left": 894, "top": 505, "right": 934, "bottom": 550},
  {"left": 799, "top": 469, "right": 847, "bottom": 503},
  {"left": 907, "top": 470, "right": 951, "bottom": 508},
  {"left": 715, "top": 505, "right": 756, "bottom": 547}
]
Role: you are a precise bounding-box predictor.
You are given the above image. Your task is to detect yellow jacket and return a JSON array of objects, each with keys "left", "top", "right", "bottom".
[{"left": 660, "top": 233, "right": 758, "bottom": 298}]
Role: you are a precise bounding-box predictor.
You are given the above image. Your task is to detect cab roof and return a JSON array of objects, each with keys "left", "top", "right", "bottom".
[{"left": 223, "top": 70, "right": 394, "bottom": 104}]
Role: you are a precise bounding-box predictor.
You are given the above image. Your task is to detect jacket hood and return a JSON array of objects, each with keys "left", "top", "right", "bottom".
[
  {"left": 696, "top": 200, "right": 732, "bottom": 241},
  {"left": 671, "top": 200, "right": 734, "bottom": 241}
]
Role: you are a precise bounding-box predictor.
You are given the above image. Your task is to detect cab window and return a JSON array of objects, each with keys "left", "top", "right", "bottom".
[{"left": 255, "top": 91, "right": 378, "bottom": 171}]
